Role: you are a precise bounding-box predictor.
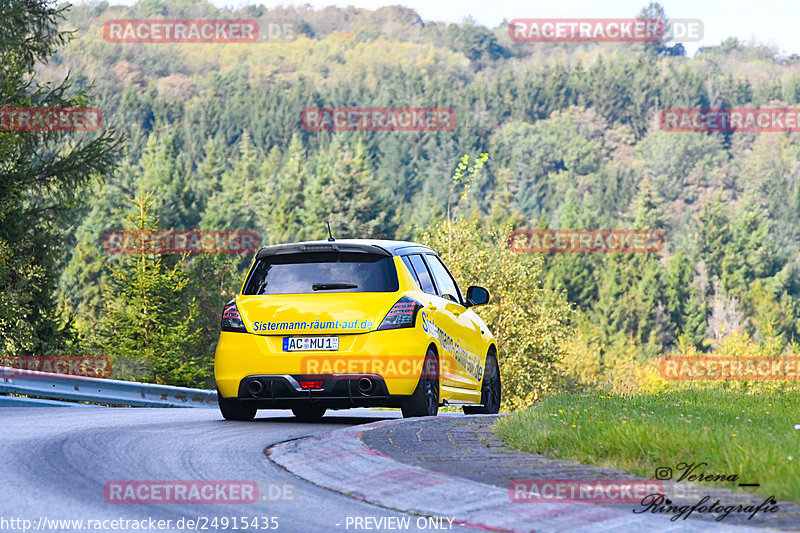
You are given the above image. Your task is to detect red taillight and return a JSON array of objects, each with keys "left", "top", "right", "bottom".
[
  {"left": 377, "top": 296, "right": 422, "bottom": 330},
  {"left": 221, "top": 300, "right": 247, "bottom": 333},
  {"left": 299, "top": 380, "right": 324, "bottom": 389}
]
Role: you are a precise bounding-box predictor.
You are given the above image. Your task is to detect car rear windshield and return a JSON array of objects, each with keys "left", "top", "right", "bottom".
[{"left": 242, "top": 252, "right": 399, "bottom": 295}]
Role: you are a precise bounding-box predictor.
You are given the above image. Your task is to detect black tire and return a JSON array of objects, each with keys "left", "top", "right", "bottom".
[
  {"left": 401, "top": 348, "right": 439, "bottom": 418},
  {"left": 463, "top": 352, "right": 501, "bottom": 415},
  {"left": 217, "top": 391, "right": 257, "bottom": 421},
  {"left": 291, "top": 404, "right": 327, "bottom": 421}
]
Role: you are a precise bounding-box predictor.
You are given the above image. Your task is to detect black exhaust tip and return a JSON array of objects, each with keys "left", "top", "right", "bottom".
[
  {"left": 247, "top": 379, "right": 265, "bottom": 397},
  {"left": 357, "top": 377, "right": 375, "bottom": 396}
]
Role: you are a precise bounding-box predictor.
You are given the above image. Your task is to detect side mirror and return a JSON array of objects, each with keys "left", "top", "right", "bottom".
[{"left": 465, "top": 285, "right": 490, "bottom": 307}]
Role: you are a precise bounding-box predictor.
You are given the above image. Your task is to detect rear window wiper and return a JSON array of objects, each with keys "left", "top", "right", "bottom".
[{"left": 312, "top": 283, "right": 358, "bottom": 291}]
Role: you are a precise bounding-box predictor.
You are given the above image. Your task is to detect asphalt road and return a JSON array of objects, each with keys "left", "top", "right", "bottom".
[{"left": 0, "top": 407, "right": 474, "bottom": 533}]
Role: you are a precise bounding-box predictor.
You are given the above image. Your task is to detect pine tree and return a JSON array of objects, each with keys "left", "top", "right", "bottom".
[
  {"left": 590, "top": 181, "right": 670, "bottom": 351},
  {"left": 201, "top": 131, "right": 263, "bottom": 233},
  {"left": 265, "top": 134, "right": 310, "bottom": 243},
  {"left": 91, "top": 187, "right": 206, "bottom": 386},
  {"left": 185, "top": 254, "right": 239, "bottom": 370},
  {"left": 58, "top": 233, "right": 108, "bottom": 339},
  {"left": 0, "top": 0, "right": 120, "bottom": 354},
  {"left": 542, "top": 188, "right": 602, "bottom": 309},
  {"left": 306, "top": 139, "right": 394, "bottom": 239},
  {"left": 143, "top": 129, "right": 200, "bottom": 229},
  {"left": 665, "top": 250, "right": 707, "bottom": 348},
  {"left": 194, "top": 136, "right": 228, "bottom": 213}
]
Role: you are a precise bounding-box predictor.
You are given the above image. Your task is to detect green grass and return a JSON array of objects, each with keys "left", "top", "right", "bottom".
[{"left": 495, "top": 389, "right": 800, "bottom": 502}]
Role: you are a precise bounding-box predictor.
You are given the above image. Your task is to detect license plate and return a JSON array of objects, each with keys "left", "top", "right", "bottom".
[{"left": 282, "top": 336, "right": 339, "bottom": 351}]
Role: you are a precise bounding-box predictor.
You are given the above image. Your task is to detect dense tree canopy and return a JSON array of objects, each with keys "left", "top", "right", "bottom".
[{"left": 5, "top": 0, "right": 800, "bottom": 393}]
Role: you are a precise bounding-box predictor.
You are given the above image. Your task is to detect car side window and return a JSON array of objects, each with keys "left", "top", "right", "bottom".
[
  {"left": 400, "top": 256, "right": 420, "bottom": 289},
  {"left": 425, "top": 254, "right": 463, "bottom": 304},
  {"left": 407, "top": 254, "right": 437, "bottom": 295}
]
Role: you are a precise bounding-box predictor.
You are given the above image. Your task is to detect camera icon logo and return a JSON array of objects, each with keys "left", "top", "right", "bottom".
[{"left": 655, "top": 467, "right": 673, "bottom": 480}]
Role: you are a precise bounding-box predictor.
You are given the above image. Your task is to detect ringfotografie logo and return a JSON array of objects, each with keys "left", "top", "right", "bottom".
[{"left": 635, "top": 494, "right": 779, "bottom": 522}]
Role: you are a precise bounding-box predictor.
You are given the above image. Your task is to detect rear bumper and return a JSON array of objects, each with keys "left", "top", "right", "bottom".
[
  {"left": 227, "top": 374, "right": 405, "bottom": 409},
  {"left": 214, "top": 330, "right": 428, "bottom": 399}
]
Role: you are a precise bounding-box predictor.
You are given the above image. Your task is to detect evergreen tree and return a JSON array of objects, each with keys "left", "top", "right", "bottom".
[
  {"left": 542, "top": 188, "right": 602, "bottom": 310},
  {"left": 665, "top": 250, "right": 707, "bottom": 348},
  {"left": 306, "top": 139, "right": 394, "bottom": 238},
  {"left": 0, "top": 0, "right": 120, "bottom": 354},
  {"left": 265, "top": 134, "right": 310, "bottom": 243},
  {"left": 201, "top": 131, "right": 263, "bottom": 233},
  {"left": 590, "top": 181, "right": 669, "bottom": 352},
  {"left": 91, "top": 187, "right": 206, "bottom": 386},
  {"left": 637, "top": 2, "right": 685, "bottom": 56},
  {"left": 193, "top": 136, "right": 228, "bottom": 214},
  {"left": 140, "top": 129, "right": 197, "bottom": 229}
]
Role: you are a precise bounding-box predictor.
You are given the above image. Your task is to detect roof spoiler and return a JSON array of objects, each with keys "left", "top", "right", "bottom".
[{"left": 256, "top": 242, "right": 392, "bottom": 259}]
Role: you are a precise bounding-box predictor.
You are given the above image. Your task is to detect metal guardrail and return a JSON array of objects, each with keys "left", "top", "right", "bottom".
[
  {"left": 0, "top": 395, "right": 102, "bottom": 407},
  {"left": 0, "top": 367, "right": 217, "bottom": 407}
]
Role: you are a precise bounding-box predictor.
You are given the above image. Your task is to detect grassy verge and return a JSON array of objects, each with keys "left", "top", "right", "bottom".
[{"left": 495, "top": 389, "right": 800, "bottom": 502}]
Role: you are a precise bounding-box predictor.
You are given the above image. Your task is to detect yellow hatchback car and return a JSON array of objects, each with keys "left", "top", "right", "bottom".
[{"left": 214, "top": 239, "right": 500, "bottom": 421}]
